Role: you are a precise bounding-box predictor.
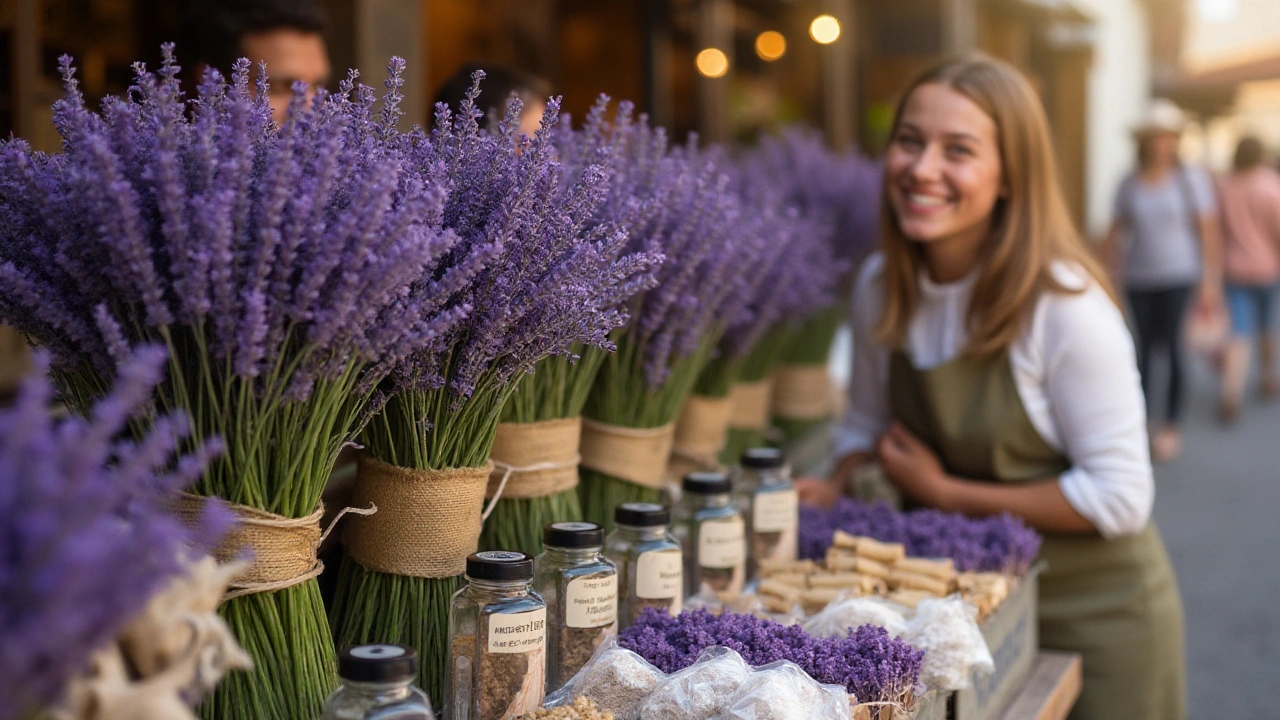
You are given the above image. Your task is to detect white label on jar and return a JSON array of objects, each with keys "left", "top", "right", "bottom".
[
  {"left": 753, "top": 488, "right": 798, "bottom": 532},
  {"left": 698, "top": 516, "right": 746, "bottom": 569},
  {"left": 566, "top": 574, "right": 618, "bottom": 628},
  {"left": 636, "top": 549, "right": 682, "bottom": 599},
  {"left": 487, "top": 608, "right": 547, "bottom": 654}
]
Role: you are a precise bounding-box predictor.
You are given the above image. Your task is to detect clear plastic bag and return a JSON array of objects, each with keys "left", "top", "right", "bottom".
[
  {"left": 544, "top": 636, "right": 666, "bottom": 720},
  {"left": 638, "top": 646, "right": 752, "bottom": 720},
  {"left": 724, "top": 661, "right": 852, "bottom": 720},
  {"left": 903, "top": 596, "right": 993, "bottom": 691},
  {"left": 801, "top": 596, "right": 910, "bottom": 639}
]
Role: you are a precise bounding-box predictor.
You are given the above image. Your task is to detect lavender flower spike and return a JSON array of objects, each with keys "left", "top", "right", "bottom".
[{"left": 0, "top": 348, "right": 232, "bottom": 720}]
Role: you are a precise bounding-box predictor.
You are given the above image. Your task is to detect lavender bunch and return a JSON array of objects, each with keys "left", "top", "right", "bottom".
[
  {"left": 560, "top": 101, "right": 755, "bottom": 528},
  {"left": 0, "top": 49, "right": 467, "bottom": 720},
  {"left": 741, "top": 129, "right": 880, "bottom": 445},
  {"left": 619, "top": 607, "right": 923, "bottom": 705},
  {"left": 798, "top": 498, "right": 1043, "bottom": 575},
  {"left": 712, "top": 155, "right": 849, "bottom": 460},
  {"left": 0, "top": 349, "right": 231, "bottom": 720},
  {"left": 746, "top": 129, "right": 879, "bottom": 367},
  {"left": 331, "top": 77, "right": 660, "bottom": 700}
]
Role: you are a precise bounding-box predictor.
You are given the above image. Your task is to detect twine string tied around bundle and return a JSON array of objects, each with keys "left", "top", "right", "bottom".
[{"left": 173, "top": 494, "right": 376, "bottom": 602}]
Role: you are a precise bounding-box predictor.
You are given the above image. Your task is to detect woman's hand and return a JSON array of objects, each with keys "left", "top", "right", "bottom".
[
  {"left": 796, "top": 476, "right": 843, "bottom": 508},
  {"left": 796, "top": 451, "right": 872, "bottom": 509},
  {"left": 877, "top": 422, "right": 953, "bottom": 508}
]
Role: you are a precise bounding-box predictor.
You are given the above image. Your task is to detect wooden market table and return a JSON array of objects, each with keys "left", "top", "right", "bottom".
[{"left": 998, "top": 651, "right": 1082, "bottom": 720}]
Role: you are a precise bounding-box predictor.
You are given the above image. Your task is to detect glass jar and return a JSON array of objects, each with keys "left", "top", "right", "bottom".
[
  {"left": 533, "top": 522, "right": 618, "bottom": 692},
  {"left": 604, "top": 502, "right": 683, "bottom": 629},
  {"left": 677, "top": 471, "right": 746, "bottom": 599},
  {"left": 322, "top": 644, "right": 435, "bottom": 720},
  {"left": 735, "top": 447, "right": 798, "bottom": 579},
  {"left": 446, "top": 551, "right": 547, "bottom": 720}
]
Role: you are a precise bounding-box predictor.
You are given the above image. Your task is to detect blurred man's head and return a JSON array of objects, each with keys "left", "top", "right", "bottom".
[
  {"left": 434, "top": 63, "right": 551, "bottom": 138},
  {"left": 181, "top": 0, "right": 331, "bottom": 123}
]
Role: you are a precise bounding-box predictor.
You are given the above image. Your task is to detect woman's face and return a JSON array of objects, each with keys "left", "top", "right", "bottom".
[
  {"left": 884, "top": 83, "right": 1004, "bottom": 249},
  {"left": 1142, "top": 131, "right": 1180, "bottom": 168}
]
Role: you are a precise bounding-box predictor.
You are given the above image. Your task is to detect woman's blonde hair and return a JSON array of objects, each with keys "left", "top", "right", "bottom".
[{"left": 876, "top": 54, "right": 1117, "bottom": 355}]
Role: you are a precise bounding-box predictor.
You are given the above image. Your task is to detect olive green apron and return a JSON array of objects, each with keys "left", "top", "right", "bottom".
[{"left": 889, "top": 350, "right": 1186, "bottom": 720}]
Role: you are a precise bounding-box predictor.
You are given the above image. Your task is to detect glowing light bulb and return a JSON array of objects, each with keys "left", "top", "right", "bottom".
[
  {"left": 696, "top": 48, "right": 730, "bottom": 78},
  {"left": 809, "top": 14, "right": 841, "bottom": 44},
  {"left": 755, "top": 31, "right": 787, "bottom": 61}
]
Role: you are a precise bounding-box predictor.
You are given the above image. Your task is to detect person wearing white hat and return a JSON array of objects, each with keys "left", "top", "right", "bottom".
[{"left": 1102, "top": 98, "right": 1223, "bottom": 463}]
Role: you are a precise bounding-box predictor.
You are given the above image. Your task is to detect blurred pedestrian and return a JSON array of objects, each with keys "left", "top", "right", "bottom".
[
  {"left": 1215, "top": 136, "right": 1280, "bottom": 420},
  {"left": 180, "top": 0, "right": 331, "bottom": 123},
  {"left": 798, "top": 55, "right": 1186, "bottom": 720},
  {"left": 433, "top": 63, "right": 551, "bottom": 139},
  {"left": 1102, "top": 99, "right": 1222, "bottom": 463}
]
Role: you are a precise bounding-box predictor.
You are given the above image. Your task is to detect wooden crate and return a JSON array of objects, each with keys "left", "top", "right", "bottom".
[{"left": 951, "top": 564, "right": 1041, "bottom": 720}]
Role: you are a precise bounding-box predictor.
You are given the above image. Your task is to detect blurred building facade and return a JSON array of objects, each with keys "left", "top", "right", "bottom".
[{"left": 4, "top": 0, "right": 1204, "bottom": 236}]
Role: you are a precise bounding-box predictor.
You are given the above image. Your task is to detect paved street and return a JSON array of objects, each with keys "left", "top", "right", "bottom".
[{"left": 1151, "top": 360, "right": 1280, "bottom": 719}]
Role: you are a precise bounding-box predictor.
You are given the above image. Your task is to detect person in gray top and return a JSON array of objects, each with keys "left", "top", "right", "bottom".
[{"left": 1103, "top": 99, "right": 1223, "bottom": 464}]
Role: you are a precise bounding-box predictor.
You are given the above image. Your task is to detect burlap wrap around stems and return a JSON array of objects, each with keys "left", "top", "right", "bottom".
[
  {"left": 772, "top": 363, "right": 835, "bottom": 420},
  {"left": 579, "top": 418, "right": 676, "bottom": 489},
  {"left": 485, "top": 416, "right": 582, "bottom": 499},
  {"left": 172, "top": 494, "right": 326, "bottom": 601},
  {"left": 728, "top": 378, "right": 775, "bottom": 430},
  {"left": 343, "top": 456, "right": 493, "bottom": 578},
  {"left": 669, "top": 395, "right": 733, "bottom": 477}
]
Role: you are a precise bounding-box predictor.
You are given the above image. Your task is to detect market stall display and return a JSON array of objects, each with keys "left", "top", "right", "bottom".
[{"left": 0, "top": 44, "right": 1077, "bottom": 720}]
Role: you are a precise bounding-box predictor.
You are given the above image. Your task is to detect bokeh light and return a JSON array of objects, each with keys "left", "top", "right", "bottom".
[
  {"left": 810, "top": 15, "right": 841, "bottom": 44},
  {"left": 755, "top": 31, "right": 787, "bottom": 61},
  {"left": 696, "top": 48, "right": 730, "bottom": 78}
]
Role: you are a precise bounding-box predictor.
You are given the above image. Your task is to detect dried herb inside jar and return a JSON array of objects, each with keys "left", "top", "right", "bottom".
[
  {"left": 533, "top": 523, "right": 619, "bottom": 691},
  {"left": 604, "top": 504, "right": 684, "bottom": 631},
  {"left": 447, "top": 551, "right": 548, "bottom": 720}
]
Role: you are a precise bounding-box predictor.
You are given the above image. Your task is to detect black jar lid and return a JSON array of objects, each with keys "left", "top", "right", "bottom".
[
  {"left": 544, "top": 521, "right": 604, "bottom": 549},
  {"left": 615, "top": 502, "right": 670, "bottom": 527},
  {"left": 741, "top": 447, "right": 787, "bottom": 470},
  {"left": 338, "top": 644, "right": 418, "bottom": 683},
  {"left": 682, "top": 470, "right": 733, "bottom": 495},
  {"left": 466, "top": 550, "right": 534, "bottom": 581}
]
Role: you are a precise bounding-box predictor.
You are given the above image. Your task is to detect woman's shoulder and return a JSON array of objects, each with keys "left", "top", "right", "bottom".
[{"left": 1036, "top": 260, "right": 1125, "bottom": 333}]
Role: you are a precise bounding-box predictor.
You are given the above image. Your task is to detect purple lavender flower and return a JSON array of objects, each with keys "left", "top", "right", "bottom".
[
  {"left": 0, "top": 349, "right": 232, "bottom": 720},
  {"left": 0, "top": 48, "right": 465, "bottom": 398},
  {"left": 557, "top": 99, "right": 751, "bottom": 389},
  {"left": 745, "top": 127, "right": 882, "bottom": 269},
  {"left": 618, "top": 607, "right": 923, "bottom": 703},
  {"left": 382, "top": 76, "right": 662, "bottom": 400},
  {"left": 798, "top": 498, "right": 1043, "bottom": 575}
]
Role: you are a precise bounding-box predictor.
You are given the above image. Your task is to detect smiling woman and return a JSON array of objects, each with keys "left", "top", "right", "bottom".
[{"left": 797, "top": 54, "right": 1187, "bottom": 720}]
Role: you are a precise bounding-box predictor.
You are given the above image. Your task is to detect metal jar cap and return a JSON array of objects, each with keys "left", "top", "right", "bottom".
[
  {"left": 615, "top": 502, "right": 670, "bottom": 527},
  {"left": 682, "top": 470, "right": 733, "bottom": 495},
  {"left": 339, "top": 644, "right": 418, "bottom": 683},
  {"left": 740, "top": 447, "right": 786, "bottom": 469},
  {"left": 544, "top": 521, "right": 604, "bottom": 548},
  {"left": 466, "top": 550, "right": 534, "bottom": 581}
]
